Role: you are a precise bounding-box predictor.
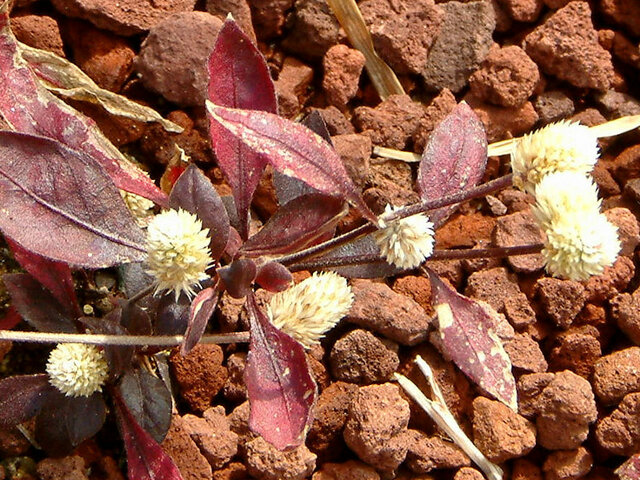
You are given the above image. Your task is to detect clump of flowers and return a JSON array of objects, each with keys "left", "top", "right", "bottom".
[
  {"left": 268, "top": 272, "right": 354, "bottom": 349},
  {"left": 146, "top": 208, "right": 213, "bottom": 299},
  {"left": 373, "top": 204, "right": 435, "bottom": 269},
  {"left": 46, "top": 343, "right": 109, "bottom": 397},
  {"left": 120, "top": 190, "right": 155, "bottom": 227},
  {"left": 532, "top": 172, "right": 620, "bottom": 280},
  {"left": 511, "top": 120, "right": 599, "bottom": 194}
]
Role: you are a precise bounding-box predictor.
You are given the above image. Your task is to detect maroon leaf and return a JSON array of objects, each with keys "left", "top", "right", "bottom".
[
  {"left": 113, "top": 389, "right": 185, "bottom": 480},
  {"left": 35, "top": 390, "right": 107, "bottom": 456},
  {"left": 617, "top": 454, "right": 640, "bottom": 480},
  {"left": 0, "top": 9, "right": 166, "bottom": 205},
  {"left": 0, "top": 374, "right": 52, "bottom": 426},
  {"left": 80, "top": 311, "right": 133, "bottom": 377},
  {"left": 0, "top": 306, "right": 22, "bottom": 330},
  {"left": 182, "top": 285, "right": 220, "bottom": 354},
  {"left": 118, "top": 368, "right": 172, "bottom": 444},
  {"left": 218, "top": 259, "right": 257, "bottom": 299},
  {"left": 255, "top": 262, "right": 293, "bottom": 293},
  {"left": 169, "top": 164, "right": 230, "bottom": 260},
  {"left": 206, "top": 104, "right": 377, "bottom": 224},
  {"left": 244, "top": 294, "right": 317, "bottom": 449},
  {"left": 208, "top": 17, "right": 277, "bottom": 239},
  {"left": 3, "top": 273, "right": 76, "bottom": 333},
  {"left": 240, "top": 194, "right": 347, "bottom": 257},
  {"left": 418, "top": 102, "right": 488, "bottom": 227},
  {"left": 7, "top": 238, "right": 79, "bottom": 315},
  {"left": 0, "top": 131, "right": 146, "bottom": 267},
  {"left": 427, "top": 270, "right": 517, "bottom": 410}
]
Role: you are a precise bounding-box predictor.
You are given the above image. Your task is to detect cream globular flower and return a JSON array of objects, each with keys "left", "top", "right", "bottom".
[
  {"left": 511, "top": 120, "right": 599, "bottom": 194},
  {"left": 146, "top": 208, "right": 213, "bottom": 299},
  {"left": 120, "top": 190, "right": 155, "bottom": 228},
  {"left": 268, "top": 272, "right": 354, "bottom": 349},
  {"left": 373, "top": 204, "right": 435, "bottom": 270},
  {"left": 532, "top": 172, "right": 621, "bottom": 281},
  {"left": 46, "top": 343, "right": 109, "bottom": 397}
]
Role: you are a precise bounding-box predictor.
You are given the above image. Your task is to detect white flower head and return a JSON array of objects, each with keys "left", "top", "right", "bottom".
[
  {"left": 532, "top": 171, "right": 602, "bottom": 229},
  {"left": 46, "top": 343, "right": 109, "bottom": 397},
  {"left": 268, "top": 272, "right": 354, "bottom": 349},
  {"left": 511, "top": 120, "right": 599, "bottom": 194},
  {"left": 373, "top": 204, "right": 435, "bottom": 270},
  {"left": 120, "top": 190, "right": 155, "bottom": 227},
  {"left": 146, "top": 208, "right": 213, "bottom": 299}
]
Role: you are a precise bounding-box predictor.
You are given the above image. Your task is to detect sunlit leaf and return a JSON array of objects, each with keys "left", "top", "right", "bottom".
[
  {"left": 255, "top": 262, "right": 293, "bottom": 293},
  {"left": 244, "top": 294, "right": 317, "bottom": 449},
  {"left": 182, "top": 285, "right": 220, "bottom": 354}
]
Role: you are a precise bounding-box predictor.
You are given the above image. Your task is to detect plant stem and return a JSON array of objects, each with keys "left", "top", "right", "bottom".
[
  {"left": 279, "top": 174, "right": 514, "bottom": 268},
  {"left": 126, "top": 283, "right": 155, "bottom": 305},
  {"left": 0, "top": 330, "right": 250, "bottom": 346}
]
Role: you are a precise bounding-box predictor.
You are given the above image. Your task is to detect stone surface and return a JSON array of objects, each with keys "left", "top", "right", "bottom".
[
  {"left": 454, "top": 468, "right": 485, "bottom": 480},
  {"left": 282, "top": 0, "right": 340, "bottom": 59},
  {"left": 248, "top": 0, "right": 293, "bottom": 39},
  {"left": 223, "top": 352, "right": 247, "bottom": 403},
  {"left": 421, "top": 0, "right": 496, "bottom": 92},
  {"left": 11, "top": 13, "right": 65, "bottom": 57},
  {"left": 353, "top": 94, "right": 426, "bottom": 150},
  {"left": 50, "top": 0, "right": 197, "bottom": 35},
  {"left": 244, "top": 437, "right": 316, "bottom": 480},
  {"left": 275, "top": 57, "right": 314, "bottom": 118},
  {"left": 181, "top": 409, "right": 238, "bottom": 470},
  {"left": 469, "top": 45, "right": 540, "bottom": 107},
  {"left": 344, "top": 383, "right": 411, "bottom": 471},
  {"left": 206, "top": 0, "right": 255, "bottom": 42},
  {"left": 36, "top": 457, "right": 88, "bottom": 480},
  {"left": 536, "top": 278, "right": 586, "bottom": 330},
  {"left": 162, "top": 415, "right": 213, "bottom": 480},
  {"left": 360, "top": 0, "right": 444, "bottom": 75},
  {"left": 435, "top": 212, "right": 495, "bottom": 250},
  {"left": 533, "top": 91, "right": 575, "bottom": 125},
  {"left": 543, "top": 447, "right": 593, "bottom": 480},
  {"left": 523, "top": 1, "right": 614, "bottom": 90},
  {"left": 170, "top": 344, "right": 228, "bottom": 413},
  {"left": 412, "top": 88, "right": 458, "bottom": 153},
  {"left": 472, "top": 397, "right": 536, "bottom": 463},
  {"left": 604, "top": 207, "right": 640, "bottom": 257},
  {"left": 329, "top": 329, "right": 399, "bottom": 384},
  {"left": 347, "top": 279, "right": 432, "bottom": 345},
  {"left": 595, "top": 90, "right": 640, "bottom": 118},
  {"left": 601, "top": 0, "right": 640, "bottom": 37},
  {"left": 332, "top": 134, "right": 372, "bottom": 188},
  {"left": 311, "top": 460, "right": 380, "bottom": 480},
  {"left": 134, "top": 12, "right": 223, "bottom": 106},
  {"left": 496, "top": 0, "right": 543, "bottom": 22},
  {"left": 548, "top": 326, "right": 601, "bottom": 379},
  {"left": 465, "top": 267, "right": 522, "bottom": 313},
  {"left": 593, "top": 347, "right": 640, "bottom": 406},
  {"left": 493, "top": 210, "right": 545, "bottom": 273},
  {"left": 583, "top": 256, "right": 634, "bottom": 304},
  {"left": 536, "top": 371, "right": 598, "bottom": 450},
  {"left": 512, "top": 459, "right": 543, "bottom": 480},
  {"left": 466, "top": 97, "right": 539, "bottom": 143},
  {"left": 405, "top": 430, "right": 470, "bottom": 473},
  {"left": 517, "top": 372, "right": 555, "bottom": 419},
  {"left": 505, "top": 333, "right": 548, "bottom": 373},
  {"left": 503, "top": 293, "right": 537, "bottom": 330},
  {"left": 596, "top": 392, "right": 640, "bottom": 456},
  {"left": 322, "top": 45, "right": 365, "bottom": 109},
  {"left": 611, "top": 291, "right": 640, "bottom": 345},
  {"left": 313, "top": 106, "right": 355, "bottom": 135},
  {"left": 392, "top": 275, "right": 433, "bottom": 315}
]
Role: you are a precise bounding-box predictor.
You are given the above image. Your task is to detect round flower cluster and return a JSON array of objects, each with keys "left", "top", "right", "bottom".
[
  {"left": 146, "top": 208, "right": 213, "bottom": 299},
  {"left": 511, "top": 122, "right": 620, "bottom": 280},
  {"left": 46, "top": 343, "right": 109, "bottom": 397},
  {"left": 268, "top": 272, "right": 354, "bottom": 349},
  {"left": 373, "top": 204, "right": 435, "bottom": 270}
]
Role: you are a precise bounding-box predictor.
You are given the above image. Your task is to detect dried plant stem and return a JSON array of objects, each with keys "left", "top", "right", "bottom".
[
  {"left": 395, "top": 356, "right": 504, "bottom": 480},
  {"left": 0, "top": 330, "right": 250, "bottom": 346},
  {"left": 279, "top": 174, "right": 514, "bottom": 268}
]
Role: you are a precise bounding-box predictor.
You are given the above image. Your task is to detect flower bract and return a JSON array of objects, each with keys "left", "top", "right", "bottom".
[{"left": 46, "top": 343, "right": 109, "bottom": 397}]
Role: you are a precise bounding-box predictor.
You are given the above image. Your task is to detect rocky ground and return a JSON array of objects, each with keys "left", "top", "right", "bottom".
[{"left": 2, "top": 0, "right": 640, "bottom": 479}]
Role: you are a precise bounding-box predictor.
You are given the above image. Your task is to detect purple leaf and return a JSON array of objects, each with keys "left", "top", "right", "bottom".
[
  {"left": 35, "top": 390, "right": 107, "bottom": 456},
  {"left": 208, "top": 17, "right": 277, "bottom": 239},
  {"left": 244, "top": 294, "right": 317, "bottom": 450},
  {"left": 7, "top": 237, "right": 79, "bottom": 316},
  {"left": 169, "top": 164, "right": 230, "bottom": 261},
  {"left": 240, "top": 194, "right": 347, "bottom": 257},
  {"left": 0, "top": 9, "right": 166, "bottom": 205},
  {"left": 418, "top": 102, "right": 488, "bottom": 227},
  {"left": 155, "top": 294, "right": 190, "bottom": 336},
  {"left": 0, "top": 374, "right": 52, "bottom": 426},
  {"left": 218, "top": 259, "right": 257, "bottom": 299},
  {"left": 617, "top": 454, "right": 640, "bottom": 480},
  {"left": 0, "top": 131, "right": 147, "bottom": 267},
  {"left": 182, "top": 285, "right": 220, "bottom": 354},
  {"left": 206, "top": 103, "right": 377, "bottom": 224},
  {"left": 118, "top": 368, "right": 172, "bottom": 444},
  {"left": 3, "top": 273, "right": 76, "bottom": 333},
  {"left": 427, "top": 270, "right": 517, "bottom": 410},
  {"left": 255, "top": 262, "right": 293, "bottom": 293},
  {"left": 113, "top": 390, "right": 185, "bottom": 480},
  {"left": 80, "top": 311, "right": 133, "bottom": 377}
]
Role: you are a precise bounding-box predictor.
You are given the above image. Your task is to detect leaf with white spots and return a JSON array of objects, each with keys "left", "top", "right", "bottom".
[
  {"left": 427, "top": 269, "right": 517, "bottom": 411},
  {"left": 206, "top": 102, "right": 377, "bottom": 224},
  {"left": 244, "top": 293, "right": 317, "bottom": 450},
  {"left": 418, "top": 102, "right": 487, "bottom": 227}
]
